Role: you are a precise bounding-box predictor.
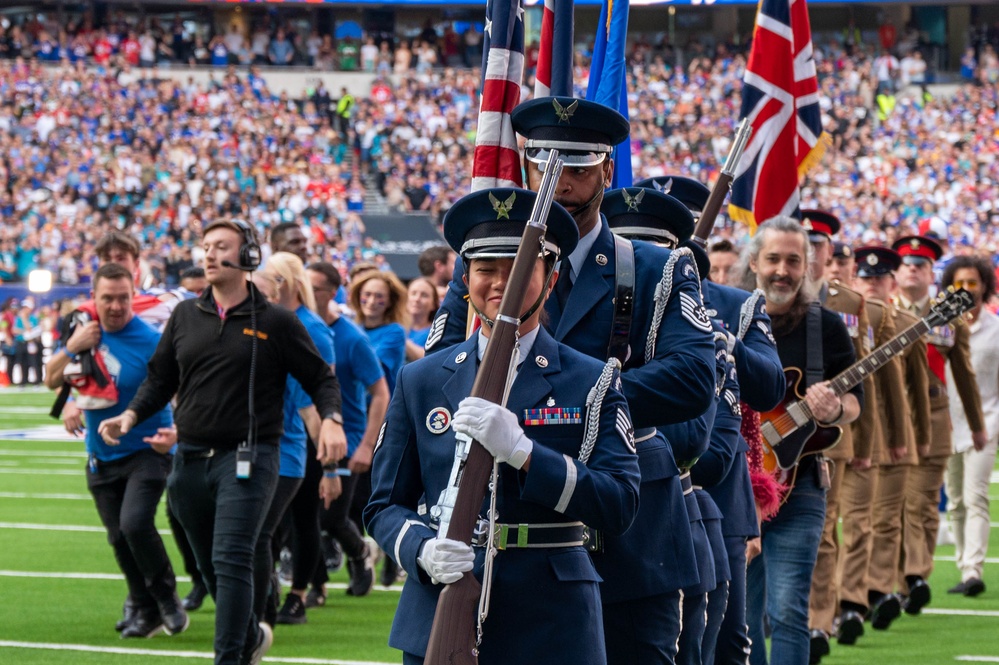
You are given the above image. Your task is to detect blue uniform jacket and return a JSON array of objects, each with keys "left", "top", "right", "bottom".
[
  {"left": 429, "top": 220, "right": 716, "bottom": 602},
  {"left": 364, "top": 328, "right": 640, "bottom": 662}
]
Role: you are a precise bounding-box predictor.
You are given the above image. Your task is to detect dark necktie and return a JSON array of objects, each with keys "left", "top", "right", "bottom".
[{"left": 555, "top": 265, "right": 573, "bottom": 311}]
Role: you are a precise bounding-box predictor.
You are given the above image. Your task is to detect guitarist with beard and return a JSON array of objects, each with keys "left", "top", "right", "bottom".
[{"left": 740, "top": 216, "right": 862, "bottom": 665}]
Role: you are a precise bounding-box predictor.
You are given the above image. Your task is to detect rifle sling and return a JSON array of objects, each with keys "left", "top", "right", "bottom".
[{"left": 608, "top": 235, "right": 635, "bottom": 364}]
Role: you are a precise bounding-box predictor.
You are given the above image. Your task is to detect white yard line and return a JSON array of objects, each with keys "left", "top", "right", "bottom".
[
  {"left": 0, "top": 640, "right": 399, "bottom": 665},
  {"left": 0, "top": 492, "right": 90, "bottom": 500},
  {"left": 0, "top": 468, "right": 80, "bottom": 475},
  {"left": 0, "top": 522, "right": 105, "bottom": 533},
  {"left": 934, "top": 555, "right": 999, "bottom": 564},
  {"left": 926, "top": 608, "right": 999, "bottom": 618},
  {"left": 0, "top": 449, "right": 86, "bottom": 457}
]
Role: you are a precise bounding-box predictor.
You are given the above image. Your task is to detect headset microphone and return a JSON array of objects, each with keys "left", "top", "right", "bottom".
[{"left": 221, "top": 260, "right": 255, "bottom": 271}]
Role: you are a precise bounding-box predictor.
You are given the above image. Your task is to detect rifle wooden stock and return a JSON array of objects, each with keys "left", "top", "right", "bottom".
[
  {"left": 424, "top": 153, "right": 563, "bottom": 665},
  {"left": 691, "top": 119, "right": 752, "bottom": 246}
]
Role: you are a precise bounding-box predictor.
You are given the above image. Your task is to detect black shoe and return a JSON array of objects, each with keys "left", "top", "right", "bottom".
[
  {"left": 948, "top": 580, "right": 969, "bottom": 594},
  {"left": 870, "top": 594, "right": 901, "bottom": 630},
  {"left": 322, "top": 533, "right": 343, "bottom": 574},
  {"left": 157, "top": 597, "right": 190, "bottom": 636},
  {"left": 835, "top": 610, "right": 865, "bottom": 645},
  {"left": 243, "top": 622, "right": 273, "bottom": 665},
  {"left": 276, "top": 593, "right": 307, "bottom": 625},
  {"left": 380, "top": 556, "right": 401, "bottom": 588},
  {"left": 305, "top": 587, "right": 327, "bottom": 608},
  {"left": 182, "top": 583, "right": 208, "bottom": 611},
  {"left": 809, "top": 629, "right": 830, "bottom": 664},
  {"left": 346, "top": 545, "right": 375, "bottom": 597},
  {"left": 964, "top": 578, "right": 986, "bottom": 597},
  {"left": 120, "top": 608, "right": 164, "bottom": 639},
  {"left": 903, "top": 578, "right": 931, "bottom": 615},
  {"left": 115, "top": 598, "right": 140, "bottom": 632}
]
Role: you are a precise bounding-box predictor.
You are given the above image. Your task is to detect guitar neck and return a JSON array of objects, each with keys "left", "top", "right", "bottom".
[{"left": 827, "top": 319, "right": 931, "bottom": 397}]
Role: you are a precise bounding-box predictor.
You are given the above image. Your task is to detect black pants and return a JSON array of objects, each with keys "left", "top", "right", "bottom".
[
  {"left": 277, "top": 440, "right": 322, "bottom": 591},
  {"left": 166, "top": 502, "right": 203, "bottom": 587},
  {"left": 87, "top": 449, "right": 177, "bottom": 611},
  {"left": 13, "top": 340, "right": 41, "bottom": 385},
  {"left": 253, "top": 475, "right": 303, "bottom": 619},
  {"left": 312, "top": 463, "right": 366, "bottom": 589},
  {"left": 169, "top": 445, "right": 279, "bottom": 665}
]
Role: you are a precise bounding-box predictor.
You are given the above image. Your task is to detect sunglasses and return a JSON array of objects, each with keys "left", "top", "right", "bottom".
[{"left": 952, "top": 278, "right": 980, "bottom": 290}]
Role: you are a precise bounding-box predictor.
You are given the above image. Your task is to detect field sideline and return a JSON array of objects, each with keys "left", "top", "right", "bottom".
[{"left": 0, "top": 388, "right": 997, "bottom": 664}]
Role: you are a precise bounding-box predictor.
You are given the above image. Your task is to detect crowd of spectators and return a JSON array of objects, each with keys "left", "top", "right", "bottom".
[{"left": 0, "top": 15, "right": 998, "bottom": 297}]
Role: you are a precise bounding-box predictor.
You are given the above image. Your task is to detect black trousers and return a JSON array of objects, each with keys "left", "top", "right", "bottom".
[
  {"left": 166, "top": 502, "right": 203, "bottom": 587},
  {"left": 276, "top": 440, "right": 323, "bottom": 591},
  {"left": 253, "top": 475, "right": 303, "bottom": 618},
  {"left": 87, "top": 449, "right": 177, "bottom": 611},
  {"left": 312, "top": 462, "right": 366, "bottom": 589},
  {"left": 169, "top": 445, "right": 279, "bottom": 665}
]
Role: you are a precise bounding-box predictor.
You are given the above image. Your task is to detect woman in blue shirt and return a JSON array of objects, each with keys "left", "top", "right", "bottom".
[
  {"left": 348, "top": 269, "right": 408, "bottom": 396},
  {"left": 251, "top": 252, "right": 335, "bottom": 626},
  {"left": 405, "top": 277, "right": 439, "bottom": 362}
]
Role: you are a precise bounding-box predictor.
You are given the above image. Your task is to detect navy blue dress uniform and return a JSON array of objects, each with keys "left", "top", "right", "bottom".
[
  {"left": 364, "top": 189, "right": 641, "bottom": 664},
  {"left": 426, "top": 98, "right": 717, "bottom": 665},
  {"left": 633, "top": 175, "right": 785, "bottom": 665}
]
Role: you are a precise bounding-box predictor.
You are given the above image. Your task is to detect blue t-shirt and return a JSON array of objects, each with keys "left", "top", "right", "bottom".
[
  {"left": 331, "top": 317, "right": 385, "bottom": 455},
  {"left": 83, "top": 317, "right": 174, "bottom": 462},
  {"left": 277, "top": 306, "right": 336, "bottom": 477},
  {"left": 408, "top": 325, "right": 431, "bottom": 352},
  {"left": 363, "top": 322, "right": 406, "bottom": 396}
]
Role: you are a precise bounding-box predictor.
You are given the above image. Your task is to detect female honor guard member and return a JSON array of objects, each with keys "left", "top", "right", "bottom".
[{"left": 364, "top": 188, "right": 641, "bottom": 665}]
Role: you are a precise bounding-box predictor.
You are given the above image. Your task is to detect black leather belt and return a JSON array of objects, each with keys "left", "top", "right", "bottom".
[
  {"left": 471, "top": 521, "right": 588, "bottom": 550},
  {"left": 180, "top": 447, "right": 216, "bottom": 460},
  {"left": 679, "top": 471, "right": 694, "bottom": 496}
]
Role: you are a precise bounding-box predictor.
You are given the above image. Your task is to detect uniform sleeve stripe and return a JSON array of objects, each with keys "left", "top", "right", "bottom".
[
  {"left": 555, "top": 454, "right": 577, "bottom": 513},
  {"left": 425, "top": 313, "right": 448, "bottom": 350},
  {"left": 394, "top": 519, "right": 425, "bottom": 565}
]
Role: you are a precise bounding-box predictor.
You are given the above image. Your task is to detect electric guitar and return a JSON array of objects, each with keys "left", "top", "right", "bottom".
[{"left": 759, "top": 287, "right": 974, "bottom": 474}]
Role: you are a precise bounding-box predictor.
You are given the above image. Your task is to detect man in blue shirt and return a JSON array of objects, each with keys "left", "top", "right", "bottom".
[
  {"left": 307, "top": 261, "right": 391, "bottom": 601},
  {"left": 45, "top": 262, "right": 187, "bottom": 639}
]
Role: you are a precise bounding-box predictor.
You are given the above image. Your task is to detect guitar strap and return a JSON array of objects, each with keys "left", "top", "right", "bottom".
[
  {"left": 805, "top": 301, "right": 824, "bottom": 389},
  {"left": 608, "top": 235, "right": 635, "bottom": 365}
]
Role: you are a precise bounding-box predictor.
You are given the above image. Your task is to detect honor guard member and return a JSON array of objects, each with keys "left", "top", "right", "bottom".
[
  {"left": 854, "top": 246, "right": 931, "bottom": 632},
  {"left": 826, "top": 242, "right": 856, "bottom": 285},
  {"left": 634, "top": 176, "right": 787, "bottom": 665},
  {"left": 364, "top": 189, "right": 641, "bottom": 665},
  {"left": 800, "top": 210, "right": 878, "bottom": 660},
  {"left": 426, "top": 97, "right": 717, "bottom": 665},
  {"left": 603, "top": 188, "right": 720, "bottom": 665},
  {"left": 817, "top": 245, "right": 908, "bottom": 656},
  {"left": 892, "top": 235, "right": 986, "bottom": 614}
]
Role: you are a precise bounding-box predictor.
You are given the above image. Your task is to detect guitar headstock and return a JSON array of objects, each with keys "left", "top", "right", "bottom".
[{"left": 926, "top": 286, "right": 974, "bottom": 328}]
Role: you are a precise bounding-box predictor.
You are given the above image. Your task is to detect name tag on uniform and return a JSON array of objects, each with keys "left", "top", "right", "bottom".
[
  {"left": 523, "top": 407, "right": 582, "bottom": 426},
  {"left": 838, "top": 313, "right": 859, "bottom": 338},
  {"left": 927, "top": 324, "right": 955, "bottom": 348}
]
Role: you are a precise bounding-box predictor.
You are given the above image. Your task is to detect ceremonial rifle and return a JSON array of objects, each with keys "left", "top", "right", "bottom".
[
  {"left": 690, "top": 118, "right": 752, "bottom": 247},
  {"left": 759, "top": 287, "right": 973, "bottom": 475},
  {"left": 424, "top": 151, "right": 564, "bottom": 665}
]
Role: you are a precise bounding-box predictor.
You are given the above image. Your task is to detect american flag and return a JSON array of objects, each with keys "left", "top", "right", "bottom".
[
  {"left": 471, "top": 0, "right": 526, "bottom": 191},
  {"left": 728, "top": 0, "right": 828, "bottom": 230},
  {"left": 534, "top": 0, "right": 574, "bottom": 98}
]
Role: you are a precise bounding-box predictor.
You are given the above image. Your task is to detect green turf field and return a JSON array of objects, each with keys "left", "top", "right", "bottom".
[{"left": 0, "top": 387, "right": 996, "bottom": 664}]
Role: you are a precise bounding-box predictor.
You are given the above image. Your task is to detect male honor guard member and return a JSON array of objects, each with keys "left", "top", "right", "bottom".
[
  {"left": 820, "top": 245, "right": 908, "bottom": 655},
  {"left": 426, "top": 97, "right": 717, "bottom": 665},
  {"left": 630, "top": 175, "right": 787, "bottom": 665},
  {"left": 853, "top": 246, "right": 931, "bottom": 633},
  {"left": 801, "top": 210, "right": 878, "bottom": 661},
  {"left": 891, "top": 235, "right": 985, "bottom": 615},
  {"left": 364, "top": 189, "right": 641, "bottom": 664}
]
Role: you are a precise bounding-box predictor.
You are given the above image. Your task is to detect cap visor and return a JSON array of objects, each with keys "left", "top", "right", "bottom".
[{"left": 526, "top": 147, "right": 607, "bottom": 167}]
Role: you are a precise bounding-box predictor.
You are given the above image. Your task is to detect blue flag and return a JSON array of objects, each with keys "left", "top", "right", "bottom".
[{"left": 586, "top": 0, "right": 630, "bottom": 188}]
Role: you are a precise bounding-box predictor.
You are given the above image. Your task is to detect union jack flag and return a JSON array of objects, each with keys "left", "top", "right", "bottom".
[
  {"left": 533, "top": 0, "right": 574, "bottom": 98},
  {"left": 728, "top": 0, "right": 828, "bottom": 230},
  {"left": 472, "top": 0, "right": 526, "bottom": 191}
]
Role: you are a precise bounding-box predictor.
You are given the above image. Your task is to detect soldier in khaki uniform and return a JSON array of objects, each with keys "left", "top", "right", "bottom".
[
  {"left": 802, "top": 217, "right": 876, "bottom": 663},
  {"left": 892, "top": 235, "right": 986, "bottom": 615},
  {"left": 855, "top": 246, "right": 931, "bottom": 632},
  {"left": 828, "top": 247, "right": 908, "bottom": 648}
]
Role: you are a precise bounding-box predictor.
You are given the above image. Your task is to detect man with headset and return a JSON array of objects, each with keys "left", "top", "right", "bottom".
[{"left": 99, "top": 219, "right": 347, "bottom": 665}]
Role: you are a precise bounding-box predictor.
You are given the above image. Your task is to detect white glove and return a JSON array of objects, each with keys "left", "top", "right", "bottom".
[
  {"left": 417, "top": 537, "right": 475, "bottom": 585},
  {"left": 453, "top": 397, "right": 534, "bottom": 469}
]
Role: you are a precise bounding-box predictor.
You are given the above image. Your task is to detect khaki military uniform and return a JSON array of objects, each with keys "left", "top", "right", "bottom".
[
  {"left": 809, "top": 281, "right": 875, "bottom": 633},
  {"left": 899, "top": 295, "right": 985, "bottom": 586},
  {"left": 868, "top": 305, "right": 930, "bottom": 597},
  {"left": 837, "top": 298, "right": 908, "bottom": 613}
]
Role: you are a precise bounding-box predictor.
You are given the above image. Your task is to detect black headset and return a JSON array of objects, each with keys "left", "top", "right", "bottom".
[{"left": 231, "top": 219, "right": 262, "bottom": 271}]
